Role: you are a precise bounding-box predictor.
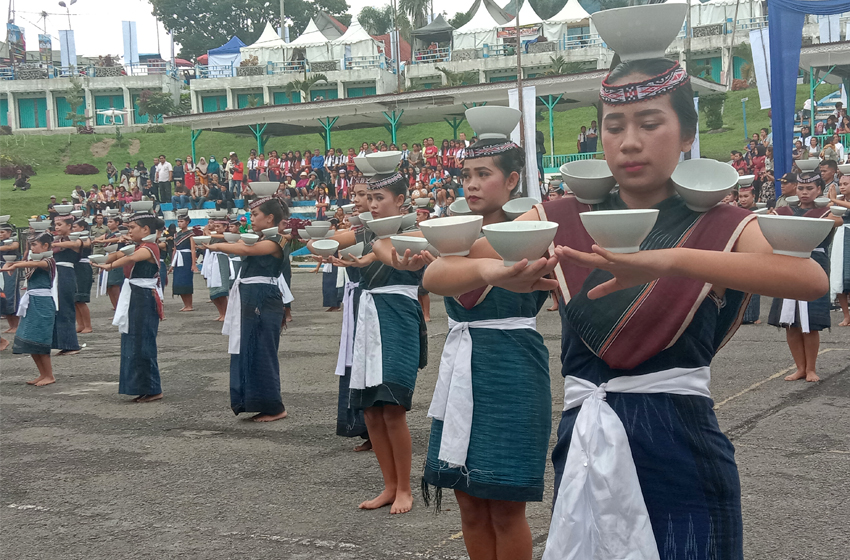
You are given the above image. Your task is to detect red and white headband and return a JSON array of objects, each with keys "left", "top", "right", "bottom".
[{"left": 600, "top": 62, "right": 690, "bottom": 106}]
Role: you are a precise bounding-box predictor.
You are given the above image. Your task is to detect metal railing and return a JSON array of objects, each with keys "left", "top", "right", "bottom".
[
  {"left": 561, "top": 34, "right": 605, "bottom": 50},
  {"left": 0, "top": 63, "right": 178, "bottom": 80},
  {"left": 676, "top": 16, "right": 769, "bottom": 38},
  {"left": 543, "top": 152, "right": 604, "bottom": 169},
  {"left": 344, "top": 55, "right": 392, "bottom": 71},
  {"left": 413, "top": 47, "right": 451, "bottom": 64},
  {"left": 268, "top": 60, "right": 307, "bottom": 74},
  {"left": 196, "top": 64, "right": 236, "bottom": 78}
]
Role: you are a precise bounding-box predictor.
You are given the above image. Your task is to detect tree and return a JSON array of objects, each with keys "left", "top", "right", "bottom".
[
  {"left": 359, "top": 5, "right": 394, "bottom": 35},
  {"left": 733, "top": 43, "right": 755, "bottom": 85},
  {"left": 399, "top": 0, "right": 429, "bottom": 29},
  {"left": 700, "top": 92, "right": 727, "bottom": 131},
  {"left": 448, "top": 9, "right": 473, "bottom": 29},
  {"left": 285, "top": 74, "right": 329, "bottom": 101},
  {"left": 436, "top": 66, "right": 479, "bottom": 87},
  {"left": 149, "top": 0, "right": 352, "bottom": 58},
  {"left": 136, "top": 89, "right": 177, "bottom": 123},
  {"left": 63, "top": 77, "right": 90, "bottom": 130},
  {"left": 545, "top": 55, "right": 588, "bottom": 76}
]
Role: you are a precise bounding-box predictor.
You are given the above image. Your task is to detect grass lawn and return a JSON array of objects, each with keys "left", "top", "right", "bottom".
[{"left": 0, "top": 83, "right": 836, "bottom": 224}]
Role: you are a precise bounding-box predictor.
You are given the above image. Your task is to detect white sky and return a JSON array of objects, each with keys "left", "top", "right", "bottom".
[{"left": 8, "top": 0, "right": 463, "bottom": 58}]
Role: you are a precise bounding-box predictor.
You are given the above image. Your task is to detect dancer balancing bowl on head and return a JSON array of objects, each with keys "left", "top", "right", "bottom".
[
  {"left": 2, "top": 233, "right": 58, "bottom": 385},
  {"left": 202, "top": 217, "right": 234, "bottom": 322},
  {"left": 828, "top": 173, "right": 850, "bottom": 326},
  {"left": 324, "top": 151, "right": 427, "bottom": 514},
  {"left": 420, "top": 6, "right": 828, "bottom": 557},
  {"left": 0, "top": 222, "right": 22, "bottom": 336},
  {"left": 767, "top": 172, "right": 843, "bottom": 383},
  {"left": 92, "top": 215, "right": 127, "bottom": 309},
  {"left": 93, "top": 213, "right": 166, "bottom": 403},
  {"left": 168, "top": 212, "right": 199, "bottom": 312},
  {"left": 49, "top": 215, "right": 83, "bottom": 356},
  {"left": 71, "top": 219, "right": 94, "bottom": 333},
  {"left": 209, "top": 196, "right": 291, "bottom": 422}
]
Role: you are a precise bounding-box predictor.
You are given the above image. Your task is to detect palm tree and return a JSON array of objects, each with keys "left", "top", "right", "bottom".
[
  {"left": 545, "top": 55, "right": 587, "bottom": 76},
  {"left": 399, "top": 0, "right": 429, "bottom": 29},
  {"left": 436, "top": 66, "right": 479, "bottom": 87},
  {"left": 733, "top": 43, "right": 756, "bottom": 85},
  {"left": 285, "top": 74, "right": 329, "bottom": 102}
]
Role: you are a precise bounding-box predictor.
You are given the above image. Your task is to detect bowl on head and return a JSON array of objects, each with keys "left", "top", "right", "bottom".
[
  {"left": 240, "top": 233, "right": 259, "bottom": 245},
  {"left": 796, "top": 159, "right": 820, "bottom": 172},
  {"left": 70, "top": 210, "right": 84, "bottom": 218},
  {"left": 786, "top": 196, "right": 800, "bottom": 206},
  {"left": 250, "top": 182, "right": 279, "bottom": 196},
  {"left": 224, "top": 232, "right": 241, "bottom": 243},
  {"left": 591, "top": 3, "right": 688, "bottom": 61},
  {"left": 502, "top": 197, "right": 537, "bottom": 220},
  {"left": 814, "top": 197, "right": 830, "bottom": 208},
  {"left": 261, "top": 227, "right": 279, "bottom": 238},
  {"left": 364, "top": 151, "right": 403, "bottom": 174},
  {"left": 311, "top": 239, "right": 340, "bottom": 258},
  {"left": 341, "top": 204, "right": 356, "bottom": 214},
  {"left": 838, "top": 164, "right": 850, "bottom": 175},
  {"left": 391, "top": 235, "right": 429, "bottom": 257},
  {"left": 464, "top": 106, "right": 521, "bottom": 140},
  {"left": 119, "top": 245, "right": 135, "bottom": 256},
  {"left": 193, "top": 235, "right": 211, "bottom": 245},
  {"left": 207, "top": 210, "right": 227, "bottom": 219},
  {"left": 415, "top": 198, "right": 430, "bottom": 208},
  {"left": 737, "top": 175, "right": 755, "bottom": 187},
  {"left": 340, "top": 242, "right": 364, "bottom": 260},
  {"left": 30, "top": 221, "right": 50, "bottom": 231},
  {"left": 89, "top": 254, "right": 109, "bottom": 264},
  {"left": 482, "top": 221, "right": 558, "bottom": 266},
  {"left": 560, "top": 160, "right": 617, "bottom": 204},
  {"left": 54, "top": 204, "right": 74, "bottom": 214},
  {"left": 757, "top": 215, "right": 834, "bottom": 257},
  {"left": 366, "top": 215, "right": 404, "bottom": 239},
  {"left": 449, "top": 197, "right": 471, "bottom": 216},
  {"left": 348, "top": 214, "right": 362, "bottom": 226},
  {"left": 0, "top": 214, "right": 10, "bottom": 223},
  {"left": 130, "top": 200, "right": 154, "bottom": 212},
  {"left": 579, "top": 209, "right": 660, "bottom": 253},
  {"left": 354, "top": 156, "right": 377, "bottom": 176},
  {"left": 359, "top": 212, "right": 374, "bottom": 224},
  {"left": 305, "top": 224, "right": 331, "bottom": 239},
  {"left": 671, "top": 159, "right": 739, "bottom": 212},
  {"left": 401, "top": 212, "right": 418, "bottom": 230},
  {"left": 830, "top": 205, "right": 848, "bottom": 216},
  {"left": 419, "top": 215, "right": 484, "bottom": 257}
]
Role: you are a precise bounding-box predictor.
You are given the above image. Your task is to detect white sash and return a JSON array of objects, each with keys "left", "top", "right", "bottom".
[
  {"left": 428, "top": 316, "right": 537, "bottom": 468},
  {"left": 350, "top": 285, "right": 419, "bottom": 390},
  {"left": 112, "top": 278, "right": 162, "bottom": 334},
  {"left": 96, "top": 269, "right": 108, "bottom": 297},
  {"left": 204, "top": 251, "right": 222, "bottom": 288},
  {"left": 221, "top": 272, "right": 281, "bottom": 354},
  {"left": 200, "top": 249, "right": 213, "bottom": 278},
  {"left": 830, "top": 224, "right": 847, "bottom": 301},
  {"left": 55, "top": 262, "right": 75, "bottom": 268},
  {"left": 334, "top": 280, "right": 360, "bottom": 376},
  {"left": 16, "top": 288, "right": 57, "bottom": 318},
  {"left": 543, "top": 367, "right": 712, "bottom": 560},
  {"left": 171, "top": 248, "right": 192, "bottom": 268},
  {"left": 322, "top": 262, "right": 333, "bottom": 273},
  {"left": 778, "top": 247, "right": 826, "bottom": 334},
  {"left": 79, "top": 258, "right": 90, "bottom": 264}
]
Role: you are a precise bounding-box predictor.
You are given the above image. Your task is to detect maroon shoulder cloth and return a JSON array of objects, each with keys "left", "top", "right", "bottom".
[
  {"left": 536, "top": 195, "right": 755, "bottom": 370},
  {"left": 775, "top": 206, "right": 831, "bottom": 219}
]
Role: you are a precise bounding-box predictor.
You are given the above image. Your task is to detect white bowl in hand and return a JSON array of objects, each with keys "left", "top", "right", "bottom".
[
  {"left": 104, "top": 244, "right": 118, "bottom": 253},
  {"left": 31, "top": 251, "right": 53, "bottom": 261},
  {"left": 224, "top": 232, "right": 242, "bottom": 243},
  {"left": 502, "top": 197, "right": 537, "bottom": 221},
  {"left": 141, "top": 233, "right": 157, "bottom": 243},
  {"left": 579, "top": 209, "right": 659, "bottom": 253},
  {"left": 829, "top": 205, "right": 847, "bottom": 216},
  {"left": 482, "top": 221, "right": 558, "bottom": 266},
  {"left": 261, "top": 227, "right": 279, "bottom": 238},
  {"left": 419, "top": 215, "right": 484, "bottom": 257},
  {"left": 366, "top": 215, "right": 404, "bottom": 239},
  {"left": 240, "top": 234, "right": 259, "bottom": 245},
  {"left": 359, "top": 212, "right": 374, "bottom": 224},
  {"left": 449, "top": 197, "right": 471, "bottom": 216},
  {"left": 306, "top": 224, "right": 331, "bottom": 239},
  {"left": 340, "top": 242, "right": 364, "bottom": 260},
  {"left": 89, "top": 254, "right": 109, "bottom": 264},
  {"left": 193, "top": 236, "right": 211, "bottom": 245},
  {"left": 814, "top": 197, "right": 830, "bottom": 208},
  {"left": 119, "top": 245, "right": 135, "bottom": 256},
  {"left": 401, "top": 212, "right": 418, "bottom": 230},
  {"left": 348, "top": 214, "right": 362, "bottom": 226},
  {"left": 3, "top": 255, "right": 16, "bottom": 262},
  {"left": 786, "top": 196, "right": 800, "bottom": 206},
  {"left": 560, "top": 160, "right": 617, "bottom": 204},
  {"left": 311, "top": 239, "right": 339, "bottom": 257},
  {"left": 757, "top": 215, "right": 834, "bottom": 258},
  {"left": 391, "top": 235, "right": 429, "bottom": 257},
  {"left": 341, "top": 204, "right": 356, "bottom": 214},
  {"left": 671, "top": 159, "right": 739, "bottom": 212}
]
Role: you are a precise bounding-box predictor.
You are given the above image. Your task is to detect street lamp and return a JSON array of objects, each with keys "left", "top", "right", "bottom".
[{"left": 57, "top": 0, "right": 76, "bottom": 30}]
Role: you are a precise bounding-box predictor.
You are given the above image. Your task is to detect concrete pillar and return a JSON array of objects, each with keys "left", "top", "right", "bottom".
[
  {"left": 226, "top": 87, "right": 235, "bottom": 110},
  {"left": 190, "top": 90, "right": 199, "bottom": 114},
  {"left": 122, "top": 86, "right": 132, "bottom": 126},
  {"left": 45, "top": 90, "right": 55, "bottom": 130},
  {"left": 262, "top": 85, "right": 271, "bottom": 106},
  {"left": 83, "top": 87, "right": 94, "bottom": 128},
  {"left": 478, "top": 69, "right": 486, "bottom": 85},
  {"left": 337, "top": 81, "right": 345, "bottom": 100},
  {"left": 7, "top": 92, "right": 17, "bottom": 131}
]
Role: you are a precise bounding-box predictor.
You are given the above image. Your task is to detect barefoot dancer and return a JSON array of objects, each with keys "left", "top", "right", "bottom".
[
  {"left": 94, "top": 213, "right": 166, "bottom": 403},
  {"left": 348, "top": 152, "right": 427, "bottom": 514},
  {"left": 423, "top": 49, "right": 828, "bottom": 558},
  {"left": 227, "top": 217, "right": 244, "bottom": 280},
  {"left": 0, "top": 222, "right": 21, "bottom": 333},
  {"left": 738, "top": 186, "right": 762, "bottom": 324},
  {"left": 4, "top": 233, "right": 57, "bottom": 385},
  {"left": 202, "top": 218, "right": 231, "bottom": 321},
  {"left": 93, "top": 215, "right": 125, "bottom": 309},
  {"left": 829, "top": 174, "right": 850, "bottom": 326},
  {"left": 50, "top": 215, "right": 82, "bottom": 356},
  {"left": 71, "top": 219, "right": 93, "bottom": 333},
  {"left": 768, "top": 173, "right": 843, "bottom": 382},
  {"left": 169, "top": 211, "right": 198, "bottom": 311},
  {"left": 217, "top": 196, "right": 291, "bottom": 422}
]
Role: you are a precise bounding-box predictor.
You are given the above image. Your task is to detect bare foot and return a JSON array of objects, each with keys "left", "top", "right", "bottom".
[
  {"left": 354, "top": 440, "right": 372, "bottom": 452},
  {"left": 183, "top": 307, "right": 194, "bottom": 312},
  {"left": 138, "top": 393, "right": 163, "bottom": 403},
  {"left": 79, "top": 328, "right": 93, "bottom": 334},
  {"left": 26, "top": 377, "right": 41, "bottom": 385},
  {"left": 57, "top": 349, "right": 81, "bottom": 356},
  {"left": 216, "top": 316, "right": 225, "bottom": 322},
  {"left": 785, "top": 370, "right": 807, "bottom": 381},
  {"left": 252, "top": 411, "right": 288, "bottom": 422},
  {"left": 806, "top": 372, "right": 821, "bottom": 382},
  {"left": 179, "top": 306, "right": 187, "bottom": 312},
  {"left": 326, "top": 307, "right": 340, "bottom": 312},
  {"left": 0, "top": 338, "right": 8, "bottom": 352},
  {"left": 547, "top": 306, "right": 558, "bottom": 312},
  {"left": 34, "top": 377, "right": 56, "bottom": 387},
  {"left": 76, "top": 327, "right": 83, "bottom": 333},
  {"left": 132, "top": 395, "right": 148, "bottom": 402},
  {"left": 390, "top": 491, "right": 413, "bottom": 514},
  {"left": 3, "top": 327, "right": 16, "bottom": 333},
  {"left": 753, "top": 320, "right": 761, "bottom": 325},
  {"left": 839, "top": 319, "right": 850, "bottom": 327},
  {"left": 359, "top": 489, "right": 395, "bottom": 510}
]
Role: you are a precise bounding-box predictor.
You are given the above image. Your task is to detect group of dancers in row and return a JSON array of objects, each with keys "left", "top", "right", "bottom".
[{"left": 2, "top": 53, "right": 849, "bottom": 560}]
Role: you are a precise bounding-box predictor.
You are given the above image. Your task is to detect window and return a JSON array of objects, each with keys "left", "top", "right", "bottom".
[
  {"left": 18, "top": 97, "right": 48, "bottom": 129},
  {"left": 56, "top": 96, "right": 87, "bottom": 127},
  {"left": 310, "top": 88, "right": 339, "bottom": 101},
  {"left": 201, "top": 95, "right": 227, "bottom": 113},
  {"left": 237, "top": 93, "right": 265, "bottom": 109},
  {"left": 273, "top": 91, "right": 301, "bottom": 105},
  {"left": 346, "top": 86, "right": 377, "bottom": 98}
]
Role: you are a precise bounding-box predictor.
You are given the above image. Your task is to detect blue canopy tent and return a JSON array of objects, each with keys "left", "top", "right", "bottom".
[
  {"left": 770, "top": 0, "right": 850, "bottom": 197},
  {"left": 207, "top": 36, "right": 246, "bottom": 77}
]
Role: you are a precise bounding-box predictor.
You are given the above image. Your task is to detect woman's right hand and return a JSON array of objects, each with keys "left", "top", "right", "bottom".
[{"left": 478, "top": 256, "right": 559, "bottom": 293}]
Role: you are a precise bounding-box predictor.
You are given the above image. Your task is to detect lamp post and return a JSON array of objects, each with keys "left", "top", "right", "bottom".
[{"left": 57, "top": 0, "right": 74, "bottom": 30}]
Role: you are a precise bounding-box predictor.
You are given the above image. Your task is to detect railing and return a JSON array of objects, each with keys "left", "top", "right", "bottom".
[
  {"left": 123, "top": 62, "right": 169, "bottom": 76},
  {"left": 344, "top": 55, "right": 392, "bottom": 71},
  {"left": 413, "top": 47, "right": 451, "bottom": 64},
  {"left": 677, "top": 16, "right": 769, "bottom": 38},
  {"left": 543, "top": 152, "right": 604, "bottom": 169},
  {"left": 268, "top": 60, "right": 306, "bottom": 75},
  {"left": 0, "top": 63, "right": 178, "bottom": 80},
  {"left": 560, "top": 34, "right": 605, "bottom": 51},
  {"left": 196, "top": 64, "right": 236, "bottom": 78}
]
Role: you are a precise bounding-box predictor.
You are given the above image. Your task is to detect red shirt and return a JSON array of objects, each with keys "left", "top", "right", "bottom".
[{"left": 231, "top": 162, "right": 244, "bottom": 181}]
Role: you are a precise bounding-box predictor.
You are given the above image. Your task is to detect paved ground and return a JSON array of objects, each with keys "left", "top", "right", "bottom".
[{"left": 1, "top": 272, "right": 848, "bottom": 560}]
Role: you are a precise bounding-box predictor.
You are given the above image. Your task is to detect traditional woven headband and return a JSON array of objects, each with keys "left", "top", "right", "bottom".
[
  {"left": 0, "top": 223, "right": 13, "bottom": 231},
  {"left": 54, "top": 214, "right": 75, "bottom": 222},
  {"left": 600, "top": 62, "right": 690, "bottom": 105},
  {"left": 799, "top": 173, "right": 821, "bottom": 185},
  {"left": 129, "top": 213, "right": 156, "bottom": 222},
  {"left": 465, "top": 141, "right": 521, "bottom": 160},
  {"left": 368, "top": 172, "right": 404, "bottom": 191},
  {"left": 249, "top": 195, "right": 283, "bottom": 210}
]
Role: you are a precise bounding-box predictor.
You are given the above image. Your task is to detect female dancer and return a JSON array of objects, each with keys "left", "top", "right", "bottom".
[
  {"left": 93, "top": 215, "right": 125, "bottom": 309},
  {"left": 71, "top": 219, "right": 94, "bottom": 333},
  {"left": 3, "top": 232, "right": 57, "bottom": 385},
  {"left": 215, "top": 196, "right": 289, "bottom": 422},
  {"left": 202, "top": 218, "right": 232, "bottom": 321},
  {"left": 50, "top": 215, "right": 82, "bottom": 356},
  {"left": 339, "top": 153, "right": 427, "bottom": 514},
  {"left": 227, "top": 217, "right": 244, "bottom": 279},
  {"left": 422, "top": 55, "right": 828, "bottom": 559},
  {"left": 829, "top": 174, "right": 850, "bottom": 325},
  {"left": 93, "top": 212, "right": 165, "bottom": 403},
  {"left": 169, "top": 212, "right": 198, "bottom": 311},
  {"left": 768, "top": 173, "right": 842, "bottom": 382},
  {"left": 0, "top": 223, "right": 21, "bottom": 333}
]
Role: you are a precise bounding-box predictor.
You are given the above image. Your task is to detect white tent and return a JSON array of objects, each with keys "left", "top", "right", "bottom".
[
  {"left": 241, "top": 22, "right": 287, "bottom": 64},
  {"left": 286, "top": 17, "right": 335, "bottom": 62},
  {"left": 330, "top": 19, "right": 381, "bottom": 60},
  {"left": 455, "top": 0, "right": 507, "bottom": 49},
  {"left": 206, "top": 36, "right": 245, "bottom": 76},
  {"left": 690, "top": 0, "right": 764, "bottom": 27},
  {"left": 500, "top": 0, "right": 546, "bottom": 28},
  {"left": 543, "top": 0, "right": 591, "bottom": 41}
]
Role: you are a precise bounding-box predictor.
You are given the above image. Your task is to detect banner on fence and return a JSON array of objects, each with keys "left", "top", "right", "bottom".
[
  {"left": 38, "top": 34, "right": 52, "bottom": 66},
  {"left": 749, "top": 27, "right": 771, "bottom": 110},
  {"left": 6, "top": 24, "right": 26, "bottom": 64},
  {"left": 497, "top": 26, "right": 541, "bottom": 39}
]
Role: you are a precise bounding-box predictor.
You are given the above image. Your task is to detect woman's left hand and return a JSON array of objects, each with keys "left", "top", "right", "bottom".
[
  {"left": 553, "top": 244, "right": 672, "bottom": 300},
  {"left": 390, "top": 247, "right": 428, "bottom": 271}
]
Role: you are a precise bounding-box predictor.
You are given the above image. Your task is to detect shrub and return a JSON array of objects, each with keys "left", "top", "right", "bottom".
[
  {"left": 144, "top": 124, "right": 166, "bottom": 133},
  {"left": 65, "top": 163, "right": 100, "bottom": 175},
  {"left": 0, "top": 125, "right": 11, "bottom": 136},
  {"left": 0, "top": 164, "right": 36, "bottom": 179},
  {"left": 700, "top": 92, "right": 727, "bottom": 131}
]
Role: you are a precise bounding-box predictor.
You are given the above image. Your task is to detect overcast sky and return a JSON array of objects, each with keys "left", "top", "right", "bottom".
[{"left": 9, "top": 0, "right": 462, "bottom": 57}]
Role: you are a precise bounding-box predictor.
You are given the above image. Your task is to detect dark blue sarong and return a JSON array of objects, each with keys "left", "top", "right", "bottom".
[
  {"left": 13, "top": 267, "right": 55, "bottom": 355},
  {"left": 52, "top": 265, "right": 80, "bottom": 351},
  {"left": 1, "top": 265, "right": 19, "bottom": 315},
  {"left": 322, "top": 265, "right": 342, "bottom": 307},
  {"left": 119, "top": 284, "right": 162, "bottom": 396}
]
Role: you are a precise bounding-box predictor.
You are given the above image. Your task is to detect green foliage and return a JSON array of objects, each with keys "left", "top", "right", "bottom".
[
  {"left": 448, "top": 9, "right": 473, "bottom": 29},
  {"left": 285, "top": 74, "right": 329, "bottom": 100},
  {"left": 733, "top": 43, "right": 755, "bottom": 84},
  {"left": 136, "top": 89, "right": 177, "bottom": 122},
  {"left": 64, "top": 78, "right": 90, "bottom": 130},
  {"left": 114, "top": 126, "right": 125, "bottom": 146},
  {"left": 359, "top": 5, "right": 394, "bottom": 34},
  {"left": 399, "top": 0, "right": 428, "bottom": 29},
  {"left": 179, "top": 93, "right": 192, "bottom": 115},
  {"left": 546, "top": 55, "right": 588, "bottom": 76},
  {"left": 700, "top": 92, "right": 728, "bottom": 131},
  {"left": 436, "top": 66, "right": 479, "bottom": 87},
  {"left": 597, "top": 0, "right": 628, "bottom": 9}
]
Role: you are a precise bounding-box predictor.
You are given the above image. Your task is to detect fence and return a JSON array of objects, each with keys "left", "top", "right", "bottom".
[
  {"left": 412, "top": 47, "right": 451, "bottom": 65},
  {"left": 0, "top": 63, "right": 178, "bottom": 80},
  {"left": 344, "top": 55, "right": 392, "bottom": 71},
  {"left": 543, "top": 152, "right": 604, "bottom": 170}
]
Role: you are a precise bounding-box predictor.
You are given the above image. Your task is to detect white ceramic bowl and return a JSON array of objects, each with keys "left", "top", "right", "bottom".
[
  {"left": 69, "top": 232, "right": 81, "bottom": 240},
  {"left": 482, "top": 221, "right": 558, "bottom": 266},
  {"left": 250, "top": 182, "right": 279, "bottom": 196},
  {"left": 753, "top": 207, "right": 771, "bottom": 214},
  {"left": 340, "top": 242, "right": 364, "bottom": 260},
  {"left": 283, "top": 229, "right": 292, "bottom": 235},
  {"left": 2, "top": 239, "right": 12, "bottom": 244},
  {"left": 348, "top": 214, "right": 362, "bottom": 226},
  {"left": 419, "top": 215, "right": 484, "bottom": 257},
  {"left": 130, "top": 201, "right": 154, "bottom": 212},
  {"left": 560, "top": 160, "right": 617, "bottom": 204},
  {"left": 671, "top": 159, "right": 739, "bottom": 212},
  {"left": 78, "top": 232, "right": 90, "bottom": 238},
  {"left": 0, "top": 214, "right": 10, "bottom": 223},
  {"left": 391, "top": 235, "right": 429, "bottom": 256},
  {"left": 786, "top": 196, "right": 800, "bottom": 206},
  {"left": 30, "top": 221, "right": 50, "bottom": 231},
  {"left": 737, "top": 175, "right": 755, "bottom": 187},
  {"left": 579, "top": 209, "right": 659, "bottom": 253},
  {"left": 756, "top": 202, "right": 767, "bottom": 208},
  {"left": 54, "top": 204, "right": 74, "bottom": 214},
  {"left": 415, "top": 198, "right": 430, "bottom": 208},
  {"left": 341, "top": 204, "right": 355, "bottom": 214},
  {"left": 425, "top": 244, "right": 441, "bottom": 256},
  {"left": 104, "top": 244, "right": 118, "bottom": 253},
  {"left": 757, "top": 215, "right": 834, "bottom": 258},
  {"left": 354, "top": 156, "right": 377, "bottom": 176},
  {"left": 31, "top": 251, "right": 53, "bottom": 261},
  {"left": 449, "top": 198, "right": 471, "bottom": 215},
  {"left": 464, "top": 106, "right": 521, "bottom": 140},
  {"left": 814, "top": 197, "right": 830, "bottom": 208},
  {"left": 119, "top": 245, "right": 135, "bottom": 256},
  {"left": 305, "top": 224, "right": 331, "bottom": 239},
  {"left": 366, "top": 215, "right": 403, "bottom": 239},
  {"left": 299, "top": 230, "right": 312, "bottom": 240},
  {"left": 89, "top": 254, "right": 109, "bottom": 264},
  {"left": 359, "top": 212, "right": 374, "bottom": 224},
  {"left": 502, "top": 197, "right": 537, "bottom": 220},
  {"left": 838, "top": 164, "right": 850, "bottom": 175},
  {"left": 830, "top": 205, "right": 848, "bottom": 216},
  {"left": 311, "top": 239, "right": 340, "bottom": 257},
  {"left": 364, "top": 151, "right": 403, "bottom": 174},
  {"left": 207, "top": 210, "right": 227, "bottom": 219},
  {"left": 591, "top": 3, "right": 687, "bottom": 61},
  {"left": 241, "top": 233, "right": 259, "bottom": 245},
  {"left": 224, "top": 232, "right": 241, "bottom": 243},
  {"left": 401, "top": 212, "right": 418, "bottom": 230},
  {"left": 193, "top": 235, "right": 211, "bottom": 245},
  {"left": 142, "top": 233, "right": 157, "bottom": 243},
  {"left": 70, "top": 210, "right": 84, "bottom": 218},
  {"left": 3, "top": 254, "right": 16, "bottom": 262},
  {"left": 261, "top": 227, "right": 279, "bottom": 238},
  {"left": 796, "top": 159, "right": 819, "bottom": 172}
]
